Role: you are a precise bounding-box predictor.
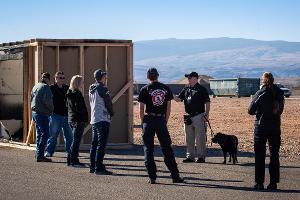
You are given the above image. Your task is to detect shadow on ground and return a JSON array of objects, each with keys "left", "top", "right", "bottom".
[{"left": 104, "top": 145, "right": 255, "bottom": 158}]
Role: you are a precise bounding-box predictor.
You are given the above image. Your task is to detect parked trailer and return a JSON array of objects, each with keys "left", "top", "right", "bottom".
[
  {"left": 0, "top": 39, "right": 133, "bottom": 149},
  {"left": 209, "top": 78, "right": 260, "bottom": 97}
]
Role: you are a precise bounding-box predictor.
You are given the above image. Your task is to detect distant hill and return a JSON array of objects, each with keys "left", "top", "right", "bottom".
[{"left": 134, "top": 38, "right": 300, "bottom": 83}]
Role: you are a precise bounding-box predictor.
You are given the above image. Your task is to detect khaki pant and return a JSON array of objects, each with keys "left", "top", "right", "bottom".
[{"left": 184, "top": 113, "right": 207, "bottom": 159}]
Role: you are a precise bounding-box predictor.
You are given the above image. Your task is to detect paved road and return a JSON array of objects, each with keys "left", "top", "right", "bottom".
[{"left": 0, "top": 145, "right": 299, "bottom": 200}]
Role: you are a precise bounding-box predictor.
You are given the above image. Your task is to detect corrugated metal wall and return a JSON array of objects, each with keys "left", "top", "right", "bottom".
[
  {"left": 210, "top": 79, "right": 238, "bottom": 96},
  {"left": 237, "top": 78, "right": 260, "bottom": 97},
  {"left": 210, "top": 78, "right": 260, "bottom": 97}
]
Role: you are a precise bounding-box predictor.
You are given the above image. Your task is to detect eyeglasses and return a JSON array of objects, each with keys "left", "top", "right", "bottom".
[{"left": 57, "top": 77, "right": 65, "bottom": 80}]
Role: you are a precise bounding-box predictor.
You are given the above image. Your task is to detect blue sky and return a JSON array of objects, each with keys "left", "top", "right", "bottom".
[{"left": 1, "top": 0, "right": 300, "bottom": 42}]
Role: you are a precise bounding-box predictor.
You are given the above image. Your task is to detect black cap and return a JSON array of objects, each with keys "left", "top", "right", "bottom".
[
  {"left": 147, "top": 67, "right": 159, "bottom": 76},
  {"left": 184, "top": 72, "right": 199, "bottom": 78},
  {"left": 94, "top": 69, "right": 107, "bottom": 80},
  {"left": 41, "top": 72, "right": 50, "bottom": 79}
]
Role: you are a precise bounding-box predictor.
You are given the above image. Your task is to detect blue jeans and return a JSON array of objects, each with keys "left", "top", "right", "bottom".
[
  {"left": 32, "top": 112, "right": 50, "bottom": 160},
  {"left": 46, "top": 114, "right": 73, "bottom": 156},
  {"left": 90, "top": 121, "right": 110, "bottom": 171}
]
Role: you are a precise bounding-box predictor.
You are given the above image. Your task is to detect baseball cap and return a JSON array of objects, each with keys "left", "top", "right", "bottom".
[
  {"left": 94, "top": 69, "right": 107, "bottom": 80},
  {"left": 184, "top": 72, "right": 199, "bottom": 78}
]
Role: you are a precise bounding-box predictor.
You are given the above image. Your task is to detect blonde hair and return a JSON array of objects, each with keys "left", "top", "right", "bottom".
[
  {"left": 261, "top": 72, "right": 274, "bottom": 87},
  {"left": 69, "top": 75, "right": 83, "bottom": 91}
]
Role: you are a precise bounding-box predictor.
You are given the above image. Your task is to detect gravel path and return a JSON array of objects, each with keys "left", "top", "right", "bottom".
[{"left": 0, "top": 146, "right": 299, "bottom": 200}]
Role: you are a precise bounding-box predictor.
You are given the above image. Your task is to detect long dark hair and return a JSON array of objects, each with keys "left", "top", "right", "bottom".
[{"left": 262, "top": 72, "right": 280, "bottom": 114}]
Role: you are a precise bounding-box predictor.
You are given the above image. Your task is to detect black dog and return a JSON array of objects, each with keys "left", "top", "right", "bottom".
[{"left": 212, "top": 132, "right": 238, "bottom": 164}]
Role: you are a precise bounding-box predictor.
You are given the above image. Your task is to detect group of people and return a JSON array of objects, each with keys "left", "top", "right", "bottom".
[
  {"left": 30, "top": 67, "right": 284, "bottom": 190},
  {"left": 31, "top": 69, "right": 112, "bottom": 175}
]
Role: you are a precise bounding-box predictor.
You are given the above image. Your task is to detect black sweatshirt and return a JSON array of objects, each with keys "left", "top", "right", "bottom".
[
  {"left": 248, "top": 84, "right": 284, "bottom": 132},
  {"left": 50, "top": 84, "right": 69, "bottom": 116},
  {"left": 66, "top": 89, "right": 89, "bottom": 123}
]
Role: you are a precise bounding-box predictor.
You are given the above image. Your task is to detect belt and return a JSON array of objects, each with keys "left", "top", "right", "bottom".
[
  {"left": 186, "top": 112, "right": 202, "bottom": 117},
  {"left": 148, "top": 113, "right": 166, "bottom": 117}
]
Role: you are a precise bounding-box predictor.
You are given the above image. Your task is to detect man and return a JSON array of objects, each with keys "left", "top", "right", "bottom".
[
  {"left": 173, "top": 72, "right": 210, "bottom": 163},
  {"left": 45, "top": 71, "right": 73, "bottom": 165},
  {"left": 138, "top": 67, "right": 184, "bottom": 184},
  {"left": 248, "top": 72, "right": 284, "bottom": 190},
  {"left": 31, "top": 72, "right": 54, "bottom": 162},
  {"left": 89, "top": 69, "right": 114, "bottom": 175}
]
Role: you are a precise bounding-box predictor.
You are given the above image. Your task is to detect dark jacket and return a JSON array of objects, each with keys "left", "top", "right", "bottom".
[
  {"left": 51, "top": 83, "right": 69, "bottom": 116},
  {"left": 248, "top": 84, "right": 284, "bottom": 132},
  {"left": 66, "top": 89, "right": 88, "bottom": 123},
  {"left": 31, "top": 81, "right": 54, "bottom": 116}
]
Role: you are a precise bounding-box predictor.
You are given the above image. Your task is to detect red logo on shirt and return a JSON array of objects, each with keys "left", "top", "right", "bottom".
[{"left": 149, "top": 89, "right": 166, "bottom": 106}]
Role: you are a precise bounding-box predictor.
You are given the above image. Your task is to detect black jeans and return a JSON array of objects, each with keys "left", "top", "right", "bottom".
[
  {"left": 69, "top": 122, "right": 86, "bottom": 163},
  {"left": 142, "top": 115, "right": 180, "bottom": 180},
  {"left": 90, "top": 121, "right": 110, "bottom": 171},
  {"left": 254, "top": 128, "right": 281, "bottom": 184}
]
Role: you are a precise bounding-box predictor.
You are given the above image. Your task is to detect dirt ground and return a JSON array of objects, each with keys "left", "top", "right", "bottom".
[{"left": 133, "top": 97, "right": 300, "bottom": 161}]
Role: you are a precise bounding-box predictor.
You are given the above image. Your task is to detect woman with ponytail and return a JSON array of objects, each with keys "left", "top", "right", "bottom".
[{"left": 248, "top": 72, "right": 285, "bottom": 191}]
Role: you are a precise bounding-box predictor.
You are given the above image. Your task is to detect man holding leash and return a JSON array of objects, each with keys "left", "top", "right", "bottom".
[{"left": 173, "top": 72, "right": 210, "bottom": 163}]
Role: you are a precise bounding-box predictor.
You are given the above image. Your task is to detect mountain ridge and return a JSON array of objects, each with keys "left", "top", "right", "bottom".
[{"left": 133, "top": 38, "right": 300, "bottom": 83}]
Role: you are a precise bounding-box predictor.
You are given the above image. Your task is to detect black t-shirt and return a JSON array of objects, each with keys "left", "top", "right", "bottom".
[
  {"left": 178, "top": 83, "right": 210, "bottom": 114},
  {"left": 138, "top": 82, "right": 173, "bottom": 114},
  {"left": 51, "top": 83, "right": 69, "bottom": 116}
]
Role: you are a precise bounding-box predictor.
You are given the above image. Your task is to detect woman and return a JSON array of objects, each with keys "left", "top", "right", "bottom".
[
  {"left": 66, "top": 75, "right": 88, "bottom": 166},
  {"left": 248, "top": 72, "right": 285, "bottom": 190}
]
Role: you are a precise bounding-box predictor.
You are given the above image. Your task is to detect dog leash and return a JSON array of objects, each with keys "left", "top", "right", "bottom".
[{"left": 203, "top": 115, "right": 215, "bottom": 146}]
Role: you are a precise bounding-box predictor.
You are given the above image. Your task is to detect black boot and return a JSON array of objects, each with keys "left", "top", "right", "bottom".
[
  {"left": 254, "top": 183, "right": 264, "bottom": 190},
  {"left": 172, "top": 177, "right": 185, "bottom": 183},
  {"left": 267, "top": 183, "right": 278, "bottom": 190}
]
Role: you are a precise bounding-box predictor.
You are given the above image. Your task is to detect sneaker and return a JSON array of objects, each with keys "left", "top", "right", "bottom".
[
  {"left": 254, "top": 183, "right": 264, "bottom": 190},
  {"left": 95, "top": 170, "right": 113, "bottom": 175},
  {"left": 183, "top": 158, "right": 195, "bottom": 163},
  {"left": 267, "top": 183, "right": 278, "bottom": 190},
  {"left": 172, "top": 177, "right": 185, "bottom": 183},
  {"left": 148, "top": 179, "right": 156, "bottom": 184},
  {"left": 37, "top": 157, "right": 52, "bottom": 162},
  {"left": 196, "top": 158, "right": 205, "bottom": 163}
]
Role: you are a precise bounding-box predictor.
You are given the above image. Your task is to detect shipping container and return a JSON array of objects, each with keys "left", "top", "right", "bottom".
[{"left": 209, "top": 78, "right": 260, "bottom": 97}]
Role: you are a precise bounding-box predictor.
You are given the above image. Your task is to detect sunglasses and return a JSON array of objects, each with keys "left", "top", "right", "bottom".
[{"left": 57, "top": 77, "right": 65, "bottom": 80}]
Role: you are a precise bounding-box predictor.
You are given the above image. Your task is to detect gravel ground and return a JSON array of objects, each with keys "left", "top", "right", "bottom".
[{"left": 133, "top": 97, "right": 300, "bottom": 161}]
